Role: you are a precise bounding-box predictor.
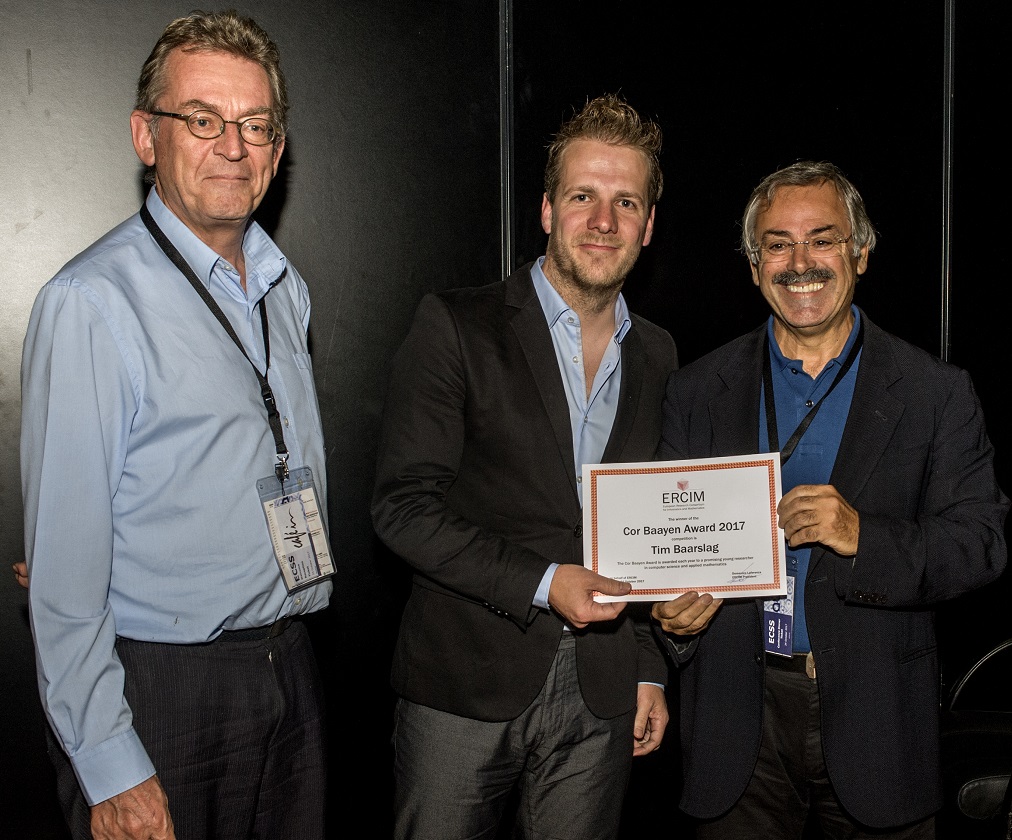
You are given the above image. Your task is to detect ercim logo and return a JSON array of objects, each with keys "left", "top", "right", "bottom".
[{"left": 662, "top": 482, "right": 705, "bottom": 504}]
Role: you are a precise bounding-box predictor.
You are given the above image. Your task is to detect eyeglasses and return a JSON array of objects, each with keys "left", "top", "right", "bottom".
[
  {"left": 150, "top": 109, "right": 278, "bottom": 146},
  {"left": 758, "top": 234, "right": 852, "bottom": 263}
]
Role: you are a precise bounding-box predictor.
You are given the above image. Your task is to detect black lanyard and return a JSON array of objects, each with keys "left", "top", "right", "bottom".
[
  {"left": 763, "top": 320, "right": 864, "bottom": 466},
  {"left": 140, "top": 204, "right": 290, "bottom": 483}
]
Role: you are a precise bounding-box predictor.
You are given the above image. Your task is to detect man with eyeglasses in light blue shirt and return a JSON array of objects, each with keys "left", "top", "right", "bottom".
[{"left": 20, "top": 11, "right": 332, "bottom": 840}]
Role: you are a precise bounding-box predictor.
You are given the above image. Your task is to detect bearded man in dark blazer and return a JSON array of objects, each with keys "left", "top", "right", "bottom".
[
  {"left": 652, "top": 160, "right": 1008, "bottom": 839},
  {"left": 372, "top": 95, "right": 706, "bottom": 840}
]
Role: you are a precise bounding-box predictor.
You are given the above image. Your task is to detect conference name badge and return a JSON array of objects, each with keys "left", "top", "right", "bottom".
[{"left": 257, "top": 466, "right": 335, "bottom": 593}]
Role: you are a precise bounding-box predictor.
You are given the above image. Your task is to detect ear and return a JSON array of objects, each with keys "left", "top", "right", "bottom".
[
  {"left": 540, "top": 193, "right": 553, "bottom": 235},
  {"left": 130, "top": 110, "right": 156, "bottom": 167},
  {"left": 641, "top": 206, "right": 656, "bottom": 246},
  {"left": 856, "top": 244, "right": 869, "bottom": 276},
  {"left": 750, "top": 261, "right": 761, "bottom": 287},
  {"left": 271, "top": 137, "right": 286, "bottom": 176}
]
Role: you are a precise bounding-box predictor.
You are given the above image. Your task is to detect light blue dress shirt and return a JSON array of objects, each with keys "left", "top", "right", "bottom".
[
  {"left": 529, "top": 257, "right": 630, "bottom": 609},
  {"left": 21, "top": 189, "right": 331, "bottom": 805}
]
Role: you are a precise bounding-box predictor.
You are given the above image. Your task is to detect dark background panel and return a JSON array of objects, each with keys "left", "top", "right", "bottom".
[
  {"left": 512, "top": 0, "right": 946, "bottom": 363},
  {"left": 939, "top": 1, "right": 1012, "bottom": 708},
  {"left": 1, "top": 0, "right": 1007, "bottom": 837}
]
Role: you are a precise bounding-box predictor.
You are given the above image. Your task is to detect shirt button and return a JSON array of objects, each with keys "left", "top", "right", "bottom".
[
  {"left": 791, "top": 368, "right": 799, "bottom": 375},
  {"left": 572, "top": 356, "right": 579, "bottom": 364},
  {"left": 577, "top": 475, "right": 582, "bottom": 483},
  {"left": 283, "top": 416, "right": 291, "bottom": 427},
  {"left": 805, "top": 400, "right": 814, "bottom": 408},
  {"left": 295, "top": 597, "right": 302, "bottom": 605},
  {"left": 567, "top": 316, "right": 575, "bottom": 324}
]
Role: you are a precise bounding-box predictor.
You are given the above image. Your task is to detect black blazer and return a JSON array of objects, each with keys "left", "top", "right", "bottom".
[
  {"left": 372, "top": 264, "right": 676, "bottom": 721},
  {"left": 659, "top": 311, "right": 1008, "bottom": 828}
]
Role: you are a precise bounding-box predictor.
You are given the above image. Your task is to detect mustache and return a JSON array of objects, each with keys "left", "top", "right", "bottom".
[{"left": 773, "top": 267, "right": 835, "bottom": 286}]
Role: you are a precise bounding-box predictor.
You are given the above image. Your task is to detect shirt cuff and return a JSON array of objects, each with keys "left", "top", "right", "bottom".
[
  {"left": 72, "top": 727, "right": 156, "bottom": 806},
  {"left": 533, "top": 563, "right": 559, "bottom": 611}
]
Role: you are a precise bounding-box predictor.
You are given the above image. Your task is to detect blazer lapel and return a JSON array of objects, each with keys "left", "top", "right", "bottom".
[
  {"left": 505, "top": 268, "right": 579, "bottom": 499},
  {"left": 828, "top": 316, "right": 904, "bottom": 503},
  {"left": 712, "top": 326, "right": 765, "bottom": 456},
  {"left": 807, "top": 314, "right": 903, "bottom": 572}
]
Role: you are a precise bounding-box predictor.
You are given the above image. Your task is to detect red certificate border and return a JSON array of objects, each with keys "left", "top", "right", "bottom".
[{"left": 587, "top": 458, "right": 782, "bottom": 597}]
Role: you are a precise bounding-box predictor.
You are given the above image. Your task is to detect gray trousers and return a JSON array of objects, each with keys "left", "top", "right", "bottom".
[{"left": 392, "top": 633, "right": 636, "bottom": 840}]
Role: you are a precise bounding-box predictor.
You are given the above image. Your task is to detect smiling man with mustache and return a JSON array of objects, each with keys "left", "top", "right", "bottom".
[{"left": 651, "top": 160, "right": 1008, "bottom": 838}]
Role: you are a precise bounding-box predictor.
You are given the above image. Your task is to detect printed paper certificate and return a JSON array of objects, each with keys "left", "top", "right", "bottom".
[{"left": 583, "top": 454, "right": 787, "bottom": 601}]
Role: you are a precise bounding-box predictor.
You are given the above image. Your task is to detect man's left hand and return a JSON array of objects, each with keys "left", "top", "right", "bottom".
[
  {"left": 778, "top": 483, "right": 859, "bottom": 556},
  {"left": 13, "top": 562, "right": 28, "bottom": 590},
  {"left": 632, "top": 683, "right": 667, "bottom": 757}
]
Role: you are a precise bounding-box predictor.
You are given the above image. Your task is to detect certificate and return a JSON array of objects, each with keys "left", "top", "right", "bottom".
[{"left": 583, "top": 454, "right": 787, "bottom": 601}]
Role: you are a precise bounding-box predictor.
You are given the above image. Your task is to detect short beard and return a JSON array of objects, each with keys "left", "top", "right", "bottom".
[
  {"left": 545, "top": 234, "right": 635, "bottom": 312},
  {"left": 773, "top": 267, "right": 835, "bottom": 286}
]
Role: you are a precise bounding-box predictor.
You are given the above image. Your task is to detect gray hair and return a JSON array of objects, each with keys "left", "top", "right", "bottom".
[
  {"left": 741, "top": 160, "right": 877, "bottom": 265},
  {"left": 136, "top": 9, "right": 288, "bottom": 140}
]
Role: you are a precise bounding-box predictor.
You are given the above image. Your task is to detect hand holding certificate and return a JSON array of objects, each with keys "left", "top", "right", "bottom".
[{"left": 583, "top": 453, "right": 788, "bottom": 602}]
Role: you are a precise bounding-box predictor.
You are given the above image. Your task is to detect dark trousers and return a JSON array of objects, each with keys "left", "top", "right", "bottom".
[
  {"left": 392, "top": 633, "right": 635, "bottom": 840},
  {"left": 50, "top": 619, "right": 327, "bottom": 840},
  {"left": 695, "top": 665, "right": 935, "bottom": 840}
]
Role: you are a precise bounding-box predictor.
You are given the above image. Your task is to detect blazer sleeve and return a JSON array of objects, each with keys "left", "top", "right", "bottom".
[
  {"left": 371, "top": 293, "right": 551, "bottom": 627},
  {"left": 839, "top": 364, "right": 1008, "bottom": 606}
]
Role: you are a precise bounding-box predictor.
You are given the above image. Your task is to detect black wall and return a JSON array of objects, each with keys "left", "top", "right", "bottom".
[{"left": 1, "top": 1, "right": 1007, "bottom": 837}]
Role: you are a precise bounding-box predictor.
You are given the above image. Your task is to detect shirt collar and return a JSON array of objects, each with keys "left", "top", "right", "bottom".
[
  {"left": 531, "top": 256, "right": 632, "bottom": 342},
  {"left": 767, "top": 304, "right": 862, "bottom": 374},
  {"left": 143, "top": 188, "right": 287, "bottom": 302}
]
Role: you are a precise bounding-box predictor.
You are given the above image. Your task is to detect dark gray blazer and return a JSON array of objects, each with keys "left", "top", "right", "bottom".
[
  {"left": 659, "top": 310, "right": 1008, "bottom": 828},
  {"left": 373, "top": 264, "right": 676, "bottom": 721}
]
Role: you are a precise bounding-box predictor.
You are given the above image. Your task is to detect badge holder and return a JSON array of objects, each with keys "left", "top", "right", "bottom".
[
  {"left": 258, "top": 466, "right": 335, "bottom": 593},
  {"left": 763, "top": 573, "right": 794, "bottom": 657}
]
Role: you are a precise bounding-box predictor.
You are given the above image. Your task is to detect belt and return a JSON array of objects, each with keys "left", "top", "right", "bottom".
[
  {"left": 221, "top": 616, "right": 294, "bottom": 641},
  {"left": 765, "top": 651, "right": 816, "bottom": 679}
]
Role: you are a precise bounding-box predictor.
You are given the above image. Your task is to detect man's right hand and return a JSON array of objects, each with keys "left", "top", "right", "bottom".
[
  {"left": 651, "top": 591, "right": 722, "bottom": 636},
  {"left": 548, "top": 564, "right": 630, "bottom": 628},
  {"left": 91, "top": 776, "right": 176, "bottom": 840}
]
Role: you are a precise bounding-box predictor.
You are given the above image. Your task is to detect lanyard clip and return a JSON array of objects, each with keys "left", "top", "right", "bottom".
[
  {"left": 275, "top": 453, "right": 290, "bottom": 485},
  {"left": 262, "top": 382, "right": 277, "bottom": 412}
]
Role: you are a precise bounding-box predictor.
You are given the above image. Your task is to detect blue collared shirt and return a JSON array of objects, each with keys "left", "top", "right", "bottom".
[
  {"left": 530, "top": 257, "right": 630, "bottom": 608},
  {"left": 759, "top": 307, "right": 862, "bottom": 652},
  {"left": 21, "top": 188, "right": 331, "bottom": 805}
]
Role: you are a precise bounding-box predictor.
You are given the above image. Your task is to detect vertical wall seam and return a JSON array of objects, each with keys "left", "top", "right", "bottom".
[
  {"left": 499, "top": 0, "right": 515, "bottom": 281},
  {"left": 940, "top": 0, "right": 954, "bottom": 362}
]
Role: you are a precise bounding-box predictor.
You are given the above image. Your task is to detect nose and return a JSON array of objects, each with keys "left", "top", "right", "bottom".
[
  {"left": 786, "top": 240, "right": 816, "bottom": 272},
  {"left": 214, "top": 121, "right": 248, "bottom": 160},
  {"left": 588, "top": 202, "right": 617, "bottom": 234}
]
